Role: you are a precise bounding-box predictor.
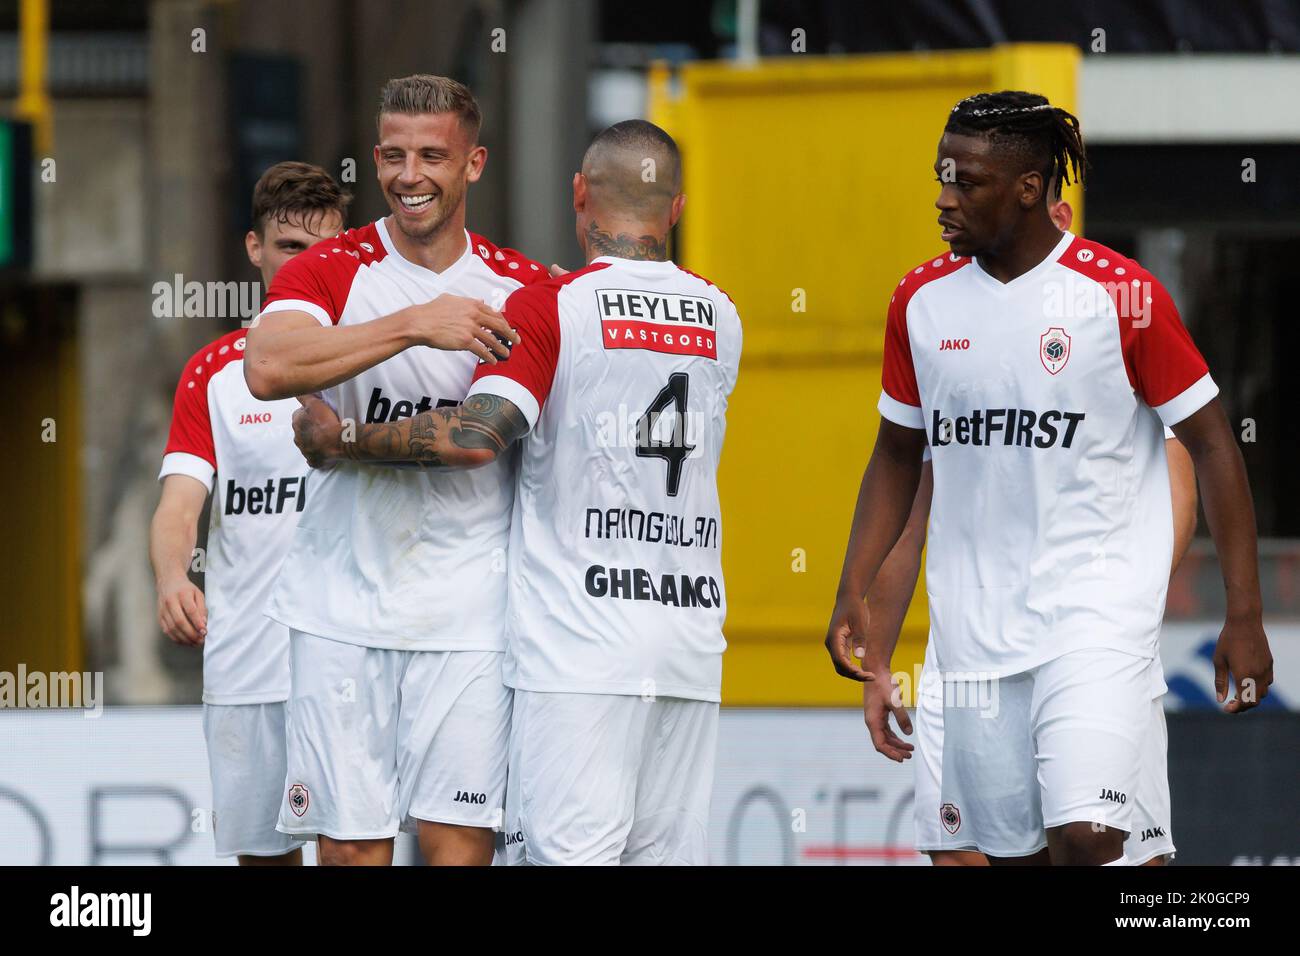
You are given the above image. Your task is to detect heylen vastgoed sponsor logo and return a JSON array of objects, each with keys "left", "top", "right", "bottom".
[{"left": 596, "top": 288, "right": 718, "bottom": 358}]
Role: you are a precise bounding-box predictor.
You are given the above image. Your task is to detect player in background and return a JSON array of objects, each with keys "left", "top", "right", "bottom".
[
  {"left": 244, "top": 75, "right": 547, "bottom": 867},
  {"left": 867, "top": 193, "right": 1195, "bottom": 867},
  {"left": 149, "top": 161, "right": 350, "bottom": 865},
  {"left": 291, "top": 120, "right": 741, "bottom": 865},
  {"left": 825, "top": 91, "right": 1273, "bottom": 864}
]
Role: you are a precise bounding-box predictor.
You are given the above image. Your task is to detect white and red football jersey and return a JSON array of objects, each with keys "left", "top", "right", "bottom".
[
  {"left": 466, "top": 256, "right": 742, "bottom": 702},
  {"left": 159, "top": 328, "right": 308, "bottom": 704},
  {"left": 880, "top": 231, "right": 1217, "bottom": 677},
  {"left": 254, "top": 220, "right": 547, "bottom": 651}
]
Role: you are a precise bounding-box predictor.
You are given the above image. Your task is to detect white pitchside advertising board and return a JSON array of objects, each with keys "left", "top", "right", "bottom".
[{"left": 0, "top": 621, "right": 1294, "bottom": 865}]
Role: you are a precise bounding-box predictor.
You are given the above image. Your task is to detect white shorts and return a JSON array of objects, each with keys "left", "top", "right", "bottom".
[
  {"left": 930, "top": 646, "right": 1160, "bottom": 859},
  {"left": 1124, "top": 699, "right": 1175, "bottom": 864},
  {"left": 912, "top": 675, "right": 1175, "bottom": 862},
  {"left": 203, "top": 702, "right": 306, "bottom": 858},
  {"left": 912, "top": 673, "right": 976, "bottom": 854},
  {"left": 504, "top": 691, "right": 718, "bottom": 866},
  {"left": 277, "top": 630, "right": 511, "bottom": 841}
]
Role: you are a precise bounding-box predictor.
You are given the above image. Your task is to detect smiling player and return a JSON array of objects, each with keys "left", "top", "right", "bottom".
[{"left": 244, "top": 75, "right": 547, "bottom": 866}]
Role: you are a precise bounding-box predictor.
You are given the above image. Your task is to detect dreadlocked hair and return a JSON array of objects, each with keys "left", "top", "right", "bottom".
[{"left": 945, "top": 91, "right": 1087, "bottom": 198}]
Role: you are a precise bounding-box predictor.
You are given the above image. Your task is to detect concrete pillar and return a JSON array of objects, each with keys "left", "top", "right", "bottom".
[{"left": 506, "top": 0, "right": 594, "bottom": 267}]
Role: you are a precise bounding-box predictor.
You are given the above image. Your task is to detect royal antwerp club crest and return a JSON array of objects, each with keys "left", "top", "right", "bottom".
[
  {"left": 1040, "top": 326, "right": 1072, "bottom": 375},
  {"left": 288, "top": 783, "right": 310, "bottom": 817},
  {"left": 940, "top": 802, "right": 962, "bottom": 835}
]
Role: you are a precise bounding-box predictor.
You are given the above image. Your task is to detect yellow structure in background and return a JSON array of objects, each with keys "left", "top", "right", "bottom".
[
  {"left": 650, "top": 44, "right": 1080, "bottom": 706},
  {"left": 0, "top": 304, "right": 82, "bottom": 677},
  {"left": 14, "top": 0, "right": 53, "bottom": 154}
]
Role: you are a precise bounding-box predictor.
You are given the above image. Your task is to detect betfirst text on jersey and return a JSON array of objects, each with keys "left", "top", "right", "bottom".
[
  {"left": 468, "top": 256, "right": 743, "bottom": 702},
  {"left": 159, "top": 329, "right": 308, "bottom": 703}
]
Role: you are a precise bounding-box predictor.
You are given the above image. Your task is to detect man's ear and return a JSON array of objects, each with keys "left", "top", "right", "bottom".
[
  {"left": 573, "top": 172, "right": 586, "bottom": 213},
  {"left": 245, "top": 230, "right": 263, "bottom": 270},
  {"left": 466, "top": 144, "right": 488, "bottom": 183},
  {"left": 670, "top": 192, "right": 686, "bottom": 228},
  {"left": 1020, "top": 171, "right": 1045, "bottom": 210}
]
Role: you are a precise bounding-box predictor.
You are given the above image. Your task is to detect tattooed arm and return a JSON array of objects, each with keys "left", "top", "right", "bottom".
[{"left": 292, "top": 393, "right": 529, "bottom": 470}]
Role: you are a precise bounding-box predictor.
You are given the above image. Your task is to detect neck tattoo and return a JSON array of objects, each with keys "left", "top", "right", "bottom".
[{"left": 586, "top": 222, "right": 668, "bottom": 261}]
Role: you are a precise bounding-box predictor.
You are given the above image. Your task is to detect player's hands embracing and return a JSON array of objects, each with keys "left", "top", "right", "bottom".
[
  {"left": 293, "top": 395, "right": 345, "bottom": 468},
  {"left": 404, "top": 293, "right": 519, "bottom": 363},
  {"left": 157, "top": 576, "right": 207, "bottom": 646},
  {"left": 1213, "top": 615, "right": 1274, "bottom": 713}
]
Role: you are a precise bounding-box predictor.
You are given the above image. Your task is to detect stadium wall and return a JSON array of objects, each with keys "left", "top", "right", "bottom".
[{"left": 3, "top": 692, "right": 1295, "bottom": 866}]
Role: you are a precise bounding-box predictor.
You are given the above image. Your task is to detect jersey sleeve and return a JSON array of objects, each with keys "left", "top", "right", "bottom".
[
  {"left": 159, "top": 354, "right": 217, "bottom": 490},
  {"left": 878, "top": 288, "right": 925, "bottom": 429},
  {"left": 256, "top": 244, "right": 353, "bottom": 327},
  {"left": 1123, "top": 275, "right": 1218, "bottom": 426},
  {"left": 466, "top": 283, "right": 562, "bottom": 429}
]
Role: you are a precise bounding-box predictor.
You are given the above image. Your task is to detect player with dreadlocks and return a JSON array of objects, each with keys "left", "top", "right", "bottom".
[{"left": 825, "top": 91, "right": 1273, "bottom": 864}]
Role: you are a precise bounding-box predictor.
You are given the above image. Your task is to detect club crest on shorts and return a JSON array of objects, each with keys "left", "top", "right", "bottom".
[
  {"left": 940, "top": 802, "right": 962, "bottom": 835},
  {"left": 1040, "top": 326, "right": 1071, "bottom": 375},
  {"left": 288, "top": 783, "right": 310, "bottom": 817}
]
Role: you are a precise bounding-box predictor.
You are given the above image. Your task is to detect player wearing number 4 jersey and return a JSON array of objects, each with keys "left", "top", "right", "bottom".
[
  {"left": 826, "top": 91, "right": 1273, "bottom": 865},
  {"left": 293, "top": 120, "right": 742, "bottom": 865},
  {"left": 244, "top": 75, "right": 544, "bottom": 866}
]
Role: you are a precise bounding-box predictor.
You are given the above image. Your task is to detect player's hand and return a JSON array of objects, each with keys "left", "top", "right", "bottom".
[
  {"left": 1212, "top": 615, "right": 1274, "bottom": 714},
  {"left": 157, "top": 576, "right": 206, "bottom": 646},
  {"left": 404, "top": 294, "right": 518, "bottom": 363},
  {"left": 293, "top": 395, "right": 344, "bottom": 468},
  {"left": 864, "top": 669, "right": 913, "bottom": 762},
  {"left": 824, "top": 592, "right": 876, "bottom": 681},
  {"left": 548, "top": 263, "right": 570, "bottom": 278}
]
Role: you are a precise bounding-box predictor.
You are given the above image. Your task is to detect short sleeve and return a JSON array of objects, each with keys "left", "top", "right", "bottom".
[
  {"left": 256, "top": 245, "right": 353, "bottom": 327},
  {"left": 878, "top": 288, "right": 924, "bottom": 429},
  {"left": 466, "top": 283, "right": 562, "bottom": 429},
  {"left": 1124, "top": 276, "right": 1217, "bottom": 426},
  {"left": 159, "top": 357, "right": 216, "bottom": 490}
]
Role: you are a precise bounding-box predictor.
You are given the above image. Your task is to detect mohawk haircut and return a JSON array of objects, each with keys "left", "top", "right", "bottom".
[
  {"left": 250, "top": 161, "right": 351, "bottom": 236},
  {"left": 945, "top": 91, "right": 1087, "bottom": 199}
]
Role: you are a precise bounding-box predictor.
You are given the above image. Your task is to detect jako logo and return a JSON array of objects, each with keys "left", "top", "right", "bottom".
[
  {"left": 50, "top": 886, "right": 151, "bottom": 936},
  {"left": 454, "top": 790, "right": 487, "bottom": 805},
  {"left": 938, "top": 338, "right": 970, "bottom": 351}
]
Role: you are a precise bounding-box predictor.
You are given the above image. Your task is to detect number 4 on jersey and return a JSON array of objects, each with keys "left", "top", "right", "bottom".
[{"left": 636, "top": 372, "right": 695, "bottom": 497}]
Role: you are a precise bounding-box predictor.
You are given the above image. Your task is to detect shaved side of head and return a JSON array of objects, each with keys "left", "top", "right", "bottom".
[{"left": 581, "top": 120, "right": 682, "bottom": 218}]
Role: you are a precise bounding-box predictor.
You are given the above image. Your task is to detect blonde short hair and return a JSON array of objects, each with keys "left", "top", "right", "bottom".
[{"left": 376, "top": 74, "right": 481, "bottom": 142}]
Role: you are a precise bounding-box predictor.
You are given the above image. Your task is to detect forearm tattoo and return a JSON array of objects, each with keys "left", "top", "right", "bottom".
[
  {"left": 585, "top": 221, "right": 669, "bottom": 261},
  {"left": 344, "top": 393, "right": 529, "bottom": 468}
]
